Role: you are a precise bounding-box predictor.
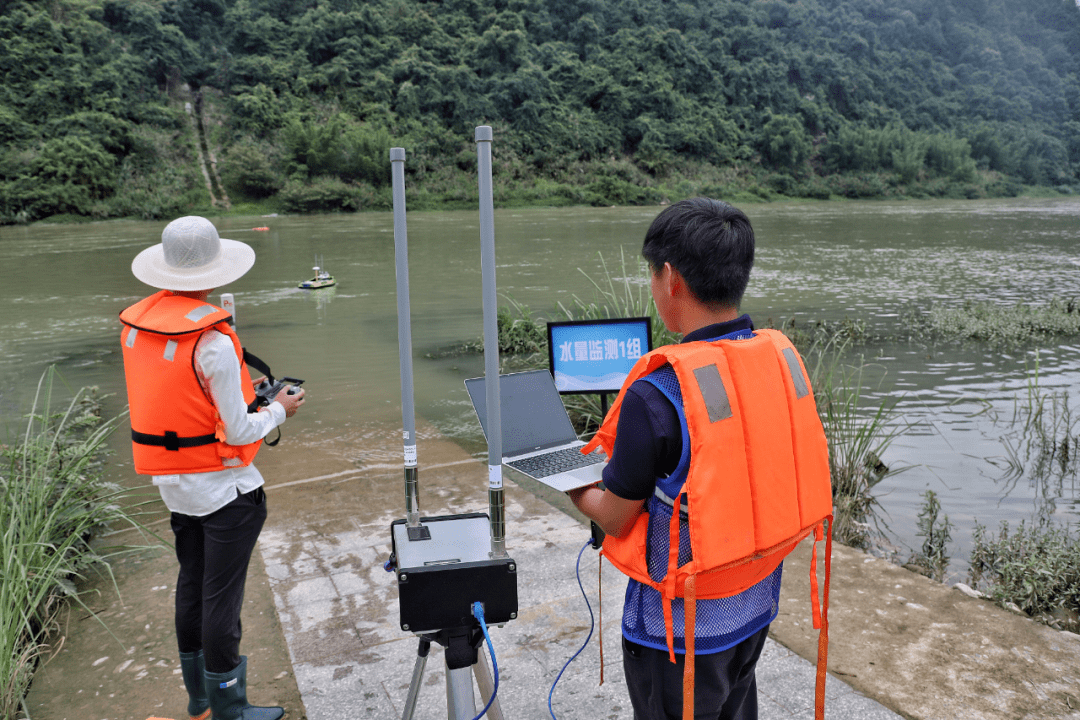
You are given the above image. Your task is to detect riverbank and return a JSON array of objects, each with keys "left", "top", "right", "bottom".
[
  {"left": 14, "top": 183, "right": 1077, "bottom": 227},
  {"left": 24, "top": 422, "right": 1080, "bottom": 719}
]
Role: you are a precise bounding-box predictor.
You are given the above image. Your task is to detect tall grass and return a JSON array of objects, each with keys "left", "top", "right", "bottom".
[
  {"left": 556, "top": 249, "right": 681, "bottom": 351},
  {"left": 981, "top": 354, "right": 1080, "bottom": 522},
  {"left": 805, "top": 344, "right": 906, "bottom": 550},
  {"left": 0, "top": 369, "right": 141, "bottom": 719}
]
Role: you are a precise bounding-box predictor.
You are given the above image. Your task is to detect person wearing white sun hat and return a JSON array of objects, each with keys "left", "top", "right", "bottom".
[{"left": 120, "top": 216, "right": 304, "bottom": 720}]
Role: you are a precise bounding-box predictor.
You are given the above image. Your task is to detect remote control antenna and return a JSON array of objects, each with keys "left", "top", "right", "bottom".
[
  {"left": 476, "top": 126, "right": 506, "bottom": 559},
  {"left": 391, "top": 147, "right": 424, "bottom": 534}
]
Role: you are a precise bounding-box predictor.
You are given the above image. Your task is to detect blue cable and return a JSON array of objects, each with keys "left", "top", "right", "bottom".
[
  {"left": 471, "top": 601, "right": 499, "bottom": 720},
  {"left": 547, "top": 538, "right": 596, "bottom": 720}
]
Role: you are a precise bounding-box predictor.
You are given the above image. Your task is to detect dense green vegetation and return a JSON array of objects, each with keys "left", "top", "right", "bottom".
[
  {"left": 3, "top": 0, "right": 1079, "bottom": 223},
  {"left": 0, "top": 371, "right": 141, "bottom": 717}
]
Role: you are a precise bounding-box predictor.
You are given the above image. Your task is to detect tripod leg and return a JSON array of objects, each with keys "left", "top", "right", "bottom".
[
  {"left": 473, "top": 651, "right": 505, "bottom": 720},
  {"left": 445, "top": 666, "right": 476, "bottom": 720},
  {"left": 401, "top": 637, "right": 431, "bottom": 720}
]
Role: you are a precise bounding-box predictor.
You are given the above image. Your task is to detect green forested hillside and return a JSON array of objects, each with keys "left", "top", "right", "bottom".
[{"left": 2, "top": 0, "right": 1079, "bottom": 222}]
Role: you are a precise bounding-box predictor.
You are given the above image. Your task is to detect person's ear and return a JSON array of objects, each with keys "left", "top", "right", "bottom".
[{"left": 666, "top": 264, "right": 687, "bottom": 298}]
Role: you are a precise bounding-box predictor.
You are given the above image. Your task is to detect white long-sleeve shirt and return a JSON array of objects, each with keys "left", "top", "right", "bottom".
[{"left": 152, "top": 330, "right": 286, "bottom": 517}]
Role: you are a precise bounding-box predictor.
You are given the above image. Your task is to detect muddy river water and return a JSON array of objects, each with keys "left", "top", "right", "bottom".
[{"left": 2, "top": 198, "right": 1078, "bottom": 575}]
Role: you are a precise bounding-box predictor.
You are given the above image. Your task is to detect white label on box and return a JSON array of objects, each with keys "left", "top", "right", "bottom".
[{"left": 153, "top": 475, "right": 180, "bottom": 486}]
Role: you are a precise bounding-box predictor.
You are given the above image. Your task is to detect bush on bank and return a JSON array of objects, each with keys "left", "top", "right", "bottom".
[{"left": 969, "top": 520, "right": 1080, "bottom": 632}]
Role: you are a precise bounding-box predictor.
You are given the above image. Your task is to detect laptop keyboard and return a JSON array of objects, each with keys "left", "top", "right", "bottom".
[{"left": 507, "top": 446, "right": 604, "bottom": 478}]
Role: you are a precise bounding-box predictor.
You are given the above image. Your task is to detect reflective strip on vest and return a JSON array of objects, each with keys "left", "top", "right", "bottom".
[
  {"left": 185, "top": 305, "right": 219, "bottom": 323},
  {"left": 163, "top": 340, "right": 178, "bottom": 362},
  {"left": 654, "top": 486, "right": 688, "bottom": 515},
  {"left": 782, "top": 347, "right": 810, "bottom": 399},
  {"left": 126, "top": 327, "right": 138, "bottom": 347},
  {"left": 691, "top": 364, "right": 733, "bottom": 423}
]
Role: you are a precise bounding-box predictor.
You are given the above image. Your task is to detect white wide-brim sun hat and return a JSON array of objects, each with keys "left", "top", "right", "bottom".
[{"left": 132, "top": 216, "right": 255, "bottom": 291}]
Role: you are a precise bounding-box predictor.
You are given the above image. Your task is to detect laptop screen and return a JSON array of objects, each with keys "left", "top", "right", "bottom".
[{"left": 465, "top": 370, "right": 580, "bottom": 456}]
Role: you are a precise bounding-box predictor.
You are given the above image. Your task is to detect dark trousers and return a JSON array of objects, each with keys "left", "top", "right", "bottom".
[
  {"left": 171, "top": 487, "right": 267, "bottom": 674},
  {"left": 622, "top": 624, "right": 770, "bottom": 720}
]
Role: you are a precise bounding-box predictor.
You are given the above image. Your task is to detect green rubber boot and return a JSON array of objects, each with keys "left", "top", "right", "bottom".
[
  {"left": 178, "top": 650, "right": 210, "bottom": 720},
  {"left": 203, "top": 656, "right": 284, "bottom": 720}
]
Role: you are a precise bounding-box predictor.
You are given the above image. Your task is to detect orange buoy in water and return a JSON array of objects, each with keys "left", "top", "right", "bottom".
[{"left": 252, "top": 226, "right": 270, "bottom": 231}]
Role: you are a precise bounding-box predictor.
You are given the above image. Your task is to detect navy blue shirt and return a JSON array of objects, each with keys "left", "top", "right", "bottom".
[{"left": 602, "top": 314, "right": 755, "bottom": 501}]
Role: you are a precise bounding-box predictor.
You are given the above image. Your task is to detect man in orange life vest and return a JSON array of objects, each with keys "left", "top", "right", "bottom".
[
  {"left": 120, "top": 216, "right": 305, "bottom": 720},
  {"left": 568, "top": 198, "right": 832, "bottom": 720}
]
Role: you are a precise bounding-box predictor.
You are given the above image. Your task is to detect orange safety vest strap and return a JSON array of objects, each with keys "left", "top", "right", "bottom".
[
  {"left": 682, "top": 573, "right": 697, "bottom": 720},
  {"left": 814, "top": 516, "right": 833, "bottom": 720},
  {"left": 810, "top": 522, "right": 823, "bottom": 628}
]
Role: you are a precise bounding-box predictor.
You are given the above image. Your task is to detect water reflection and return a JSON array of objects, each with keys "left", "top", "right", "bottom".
[{"left": 300, "top": 285, "right": 337, "bottom": 324}]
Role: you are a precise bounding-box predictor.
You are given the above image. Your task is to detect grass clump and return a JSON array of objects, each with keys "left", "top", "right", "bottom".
[
  {"left": 905, "top": 490, "right": 954, "bottom": 582},
  {"left": 765, "top": 316, "right": 872, "bottom": 355},
  {"left": 495, "top": 303, "right": 548, "bottom": 356},
  {"left": 968, "top": 520, "right": 1080, "bottom": 632},
  {"left": 0, "top": 369, "right": 142, "bottom": 718},
  {"left": 808, "top": 348, "right": 905, "bottom": 550},
  {"left": 923, "top": 297, "right": 1080, "bottom": 344},
  {"left": 426, "top": 302, "right": 547, "bottom": 363}
]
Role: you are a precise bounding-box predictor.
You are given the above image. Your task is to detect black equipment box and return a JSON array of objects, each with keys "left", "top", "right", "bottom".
[{"left": 390, "top": 513, "right": 518, "bottom": 633}]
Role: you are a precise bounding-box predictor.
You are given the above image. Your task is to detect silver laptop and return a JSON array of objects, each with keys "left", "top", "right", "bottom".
[{"left": 465, "top": 370, "right": 606, "bottom": 492}]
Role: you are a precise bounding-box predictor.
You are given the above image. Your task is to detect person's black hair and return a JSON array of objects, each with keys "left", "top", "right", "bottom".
[{"left": 641, "top": 197, "right": 754, "bottom": 307}]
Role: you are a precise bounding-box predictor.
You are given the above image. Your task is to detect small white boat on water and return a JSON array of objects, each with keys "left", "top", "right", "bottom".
[{"left": 299, "top": 257, "right": 335, "bottom": 289}]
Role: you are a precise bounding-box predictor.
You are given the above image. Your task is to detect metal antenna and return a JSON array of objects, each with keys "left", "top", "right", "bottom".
[
  {"left": 391, "top": 134, "right": 516, "bottom": 720},
  {"left": 391, "top": 147, "right": 424, "bottom": 533},
  {"left": 475, "top": 126, "right": 506, "bottom": 559}
]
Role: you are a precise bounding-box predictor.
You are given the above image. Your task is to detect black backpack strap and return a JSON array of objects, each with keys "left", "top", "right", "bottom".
[
  {"left": 241, "top": 348, "right": 288, "bottom": 447},
  {"left": 244, "top": 348, "right": 274, "bottom": 413},
  {"left": 243, "top": 348, "right": 274, "bottom": 383}
]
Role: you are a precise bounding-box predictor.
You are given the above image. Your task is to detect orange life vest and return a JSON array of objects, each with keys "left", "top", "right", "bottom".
[
  {"left": 582, "top": 328, "right": 833, "bottom": 720},
  {"left": 120, "top": 290, "right": 262, "bottom": 475}
]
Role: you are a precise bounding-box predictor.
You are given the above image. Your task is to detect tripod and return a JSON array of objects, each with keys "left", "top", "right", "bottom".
[{"left": 401, "top": 626, "right": 504, "bottom": 720}]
